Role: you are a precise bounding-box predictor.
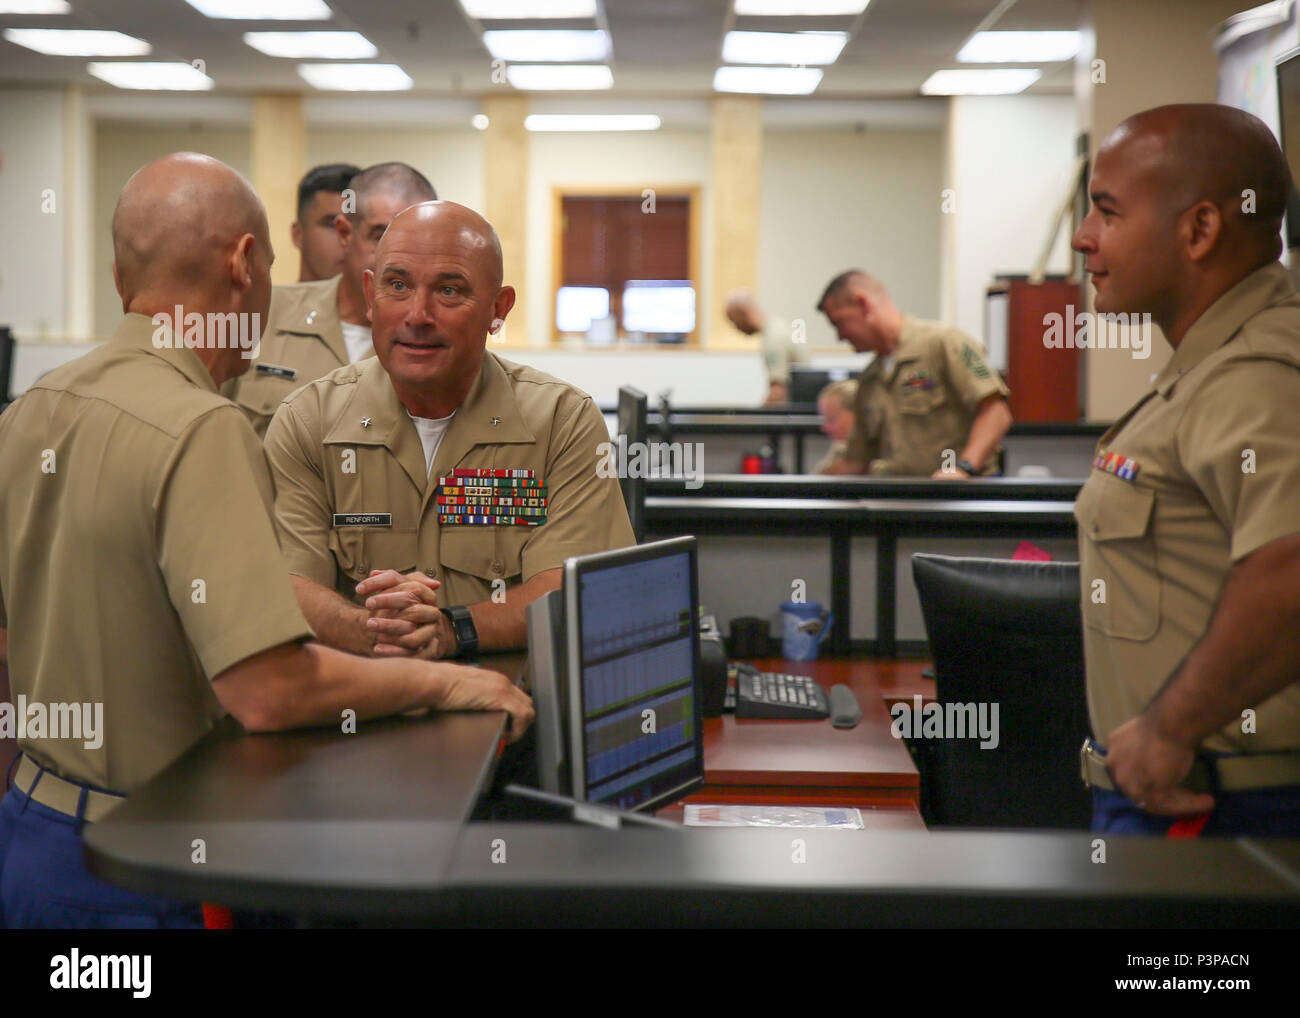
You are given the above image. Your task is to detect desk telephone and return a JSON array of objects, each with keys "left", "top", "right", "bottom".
[{"left": 699, "top": 611, "right": 852, "bottom": 723}]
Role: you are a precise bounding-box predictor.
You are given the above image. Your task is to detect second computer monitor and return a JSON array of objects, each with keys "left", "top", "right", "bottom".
[{"left": 563, "top": 536, "right": 704, "bottom": 812}]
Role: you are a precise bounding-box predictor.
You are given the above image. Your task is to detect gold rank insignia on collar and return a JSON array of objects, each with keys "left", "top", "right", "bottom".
[
  {"left": 306, "top": 310, "right": 317, "bottom": 324},
  {"left": 361, "top": 417, "right": 371, "bottom": 428},
  {"left": 491, "top": 416, "right": 501, "bottom": 426},
  {"left": 1093, "top": 449, "right": 1140, "bottom": 481}
]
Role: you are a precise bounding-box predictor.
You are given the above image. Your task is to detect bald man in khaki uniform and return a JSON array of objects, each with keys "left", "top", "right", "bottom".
[
  {"left": 1073, "top": 104, "right": 1300, "bottom": 837},
  {"left": 267, "top": 200, "right": 634, "bottom": 661},
  {"left": 817, "top": 272, "right": 1012, "bottom": 477},
  {"left": 226, "top": 162, "right": 437, "bottom": 437},
  {"left": 0, "top": 155, "right": 530, "bottom": 928}
]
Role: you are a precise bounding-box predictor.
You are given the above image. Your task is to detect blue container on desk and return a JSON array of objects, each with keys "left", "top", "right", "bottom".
[{"left": 779, "top": 601, "right": 833, "bottom": 661}]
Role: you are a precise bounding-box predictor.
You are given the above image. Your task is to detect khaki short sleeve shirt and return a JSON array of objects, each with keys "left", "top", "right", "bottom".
[
  {"left": 0, "top": 314, "right": 313, "bottom": 794},
  {"left": 845, "top": 316, "right": 1009, "bottom": 475},
  {"left": 1075, "top": 262, "right": 1300, "bottom": 764},
  {"left": 265, "top": 352, "right": 636, "bottom": 608},
  {"left": 224, "top": 275, "right": 353, "bottom": 438}
]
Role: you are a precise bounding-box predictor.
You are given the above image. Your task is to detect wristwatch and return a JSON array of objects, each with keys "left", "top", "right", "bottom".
[
  {"left": 956, "top": 458, "right": 979, "bottom": 476},
  {"left": 440, "top": 605, "right": 478, "bottom": 658}
]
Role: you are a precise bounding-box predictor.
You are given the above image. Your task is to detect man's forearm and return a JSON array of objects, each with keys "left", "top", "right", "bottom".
[
  {"left": 216, "top": 641, "right": 449, "bottom": 731},
  {"left": 959, "top": 397, "right": 1013, "bottom": 471},
  {"left": 1144, "top": 533, "right": 1300, "bottom": 746},
  {"left": 466, "top": 568, "right": 562, "bottom": 652},
  {"left": 290, "top": 574, "right": 373, "bottom": 655}
]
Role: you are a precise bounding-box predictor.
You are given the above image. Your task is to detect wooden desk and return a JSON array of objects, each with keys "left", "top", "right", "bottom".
[{"left": 685, "top": 660, "right": 920, "bottom": 808}]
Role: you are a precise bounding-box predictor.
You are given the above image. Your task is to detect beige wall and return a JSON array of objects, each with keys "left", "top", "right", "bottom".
[
  {"left": 92, "top": 123, "right": 251, "bottom": 337},
  {"left": 525, "top": 127, "right": 713, "bottom": 347},
  {"left": 306, "top": 127, "right": 484, "bottom": 213},
  {"left": 758, "top": 128, "right": 944, "bottom": 349}
]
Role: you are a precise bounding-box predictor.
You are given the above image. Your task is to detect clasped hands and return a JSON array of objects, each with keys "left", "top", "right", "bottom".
[{"left": 355, "top": 569, "right": 457, "bottom": 660}]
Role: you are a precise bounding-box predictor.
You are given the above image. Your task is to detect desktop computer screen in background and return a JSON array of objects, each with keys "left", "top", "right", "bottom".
[{"left": 565, "top": 538, "right": 704, "bottom": 812}]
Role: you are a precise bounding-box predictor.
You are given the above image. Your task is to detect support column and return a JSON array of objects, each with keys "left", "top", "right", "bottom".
[
  {"left": 250, "top": 94, "right": 306, "bottom": 287},
  {"left": 482, "top": 95, "right": 529, "bottom": 345},
  {"left": 709, "top": 95, "right": 762, "bottom": 347}
]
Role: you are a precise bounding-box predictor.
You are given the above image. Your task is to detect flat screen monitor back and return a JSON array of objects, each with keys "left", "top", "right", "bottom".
[
  {"left": 1275, "top": 47, "right": 1300, "bottom": 248},
  {"left": 616, "top": 385, "right": 647, "bottom": 541},
  {"left": 788, "top": 366, "right": 852, "bottom": 406},
  {"left": 563, "top": 536, "right": 704, "bottom": 813}
]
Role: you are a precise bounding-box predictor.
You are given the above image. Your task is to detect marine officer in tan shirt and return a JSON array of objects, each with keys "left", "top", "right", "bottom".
[
  {"left": 1073, "top": 104, "right": 1300, "bottom": 836},
  {"left": 816, "top": 271, "right": 1012, "bottom": 477},
  {"left": 0, "top": 154, "right": 531, "bottom": 928},
  {"left": 226, "top": 162, "right": 437, "bottom": 437},
  {"left": 266, "top": 200, "right": 635, "bottom": 662}
]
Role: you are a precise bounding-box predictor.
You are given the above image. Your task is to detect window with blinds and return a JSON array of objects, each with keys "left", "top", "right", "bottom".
[{"left": 553, "top": 189, "right": 699, "bottom": 344}]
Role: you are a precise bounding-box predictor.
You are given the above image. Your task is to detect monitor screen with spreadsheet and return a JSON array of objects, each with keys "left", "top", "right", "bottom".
[{"left": 563, "top": 536, "right": 703, "bottom": 812}]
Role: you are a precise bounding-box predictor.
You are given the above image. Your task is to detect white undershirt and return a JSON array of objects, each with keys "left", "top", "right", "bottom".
[
  {"left": 407, "top": 410, "right": 455, "bottom": 475},
  {"left": 340, "top": 321, "right": 374, "bottom": 363}
]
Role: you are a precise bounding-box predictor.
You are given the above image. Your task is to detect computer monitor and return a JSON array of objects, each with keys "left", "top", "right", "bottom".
[
  {"left": 530, "top": 537, "right": 703, "bottom": 813},
  {"left": 616, "top": 385, "right": 647, "bottom": 542},
  {"left": 1275, "top": 47, "right": 1300, "bottom": 249},
  {"left": 621, "top": 280, "right": 696, "bottom": 336},
  {"left": 788, "top": 366, "right": 853, "bottom": 406},
  {"left": 555, "top": 285, "right": 610, "bottom": 333},
  {"left": 0, "top": 326, "right": 14, "bottom": 405}
]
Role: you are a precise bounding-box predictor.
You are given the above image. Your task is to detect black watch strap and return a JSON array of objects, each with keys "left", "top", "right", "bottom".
[
  {"left": 440, "top": 605, "right": 478, "bottom": 658},
  {"left": 956, "top": 458, "right": 978, "bottom": 476}
]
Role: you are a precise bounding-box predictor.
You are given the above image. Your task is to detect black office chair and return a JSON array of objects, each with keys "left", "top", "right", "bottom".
[{"left": 911, "top": 553, "right": 1092, "bottom": 829}]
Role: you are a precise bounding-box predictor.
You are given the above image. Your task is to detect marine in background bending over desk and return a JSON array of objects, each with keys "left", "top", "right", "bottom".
[
  {"left": 817, "top": 271, "right": 1012, "bottom": 478},
  {"left": 266, "top": 200, "right": 635, "bottom": 662}
]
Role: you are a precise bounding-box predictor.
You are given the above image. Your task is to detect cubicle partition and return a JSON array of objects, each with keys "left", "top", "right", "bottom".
[{"left": 620, "top": 404, "right": 1108, "bottom": 478}]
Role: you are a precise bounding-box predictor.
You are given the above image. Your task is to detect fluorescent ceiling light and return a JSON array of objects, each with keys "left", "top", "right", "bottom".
[
  {"left": 734, "top": 0, "right": 869, "bottom": 14},
  {"left": 0, "top": 1, "right": 71, "bottom": 12},
  {"left": 483, "top": 30, "right": 609, "bottom": 62},
  {"left": 506, "top": 64, "right": 612, "bottom": 90},
  {"left": 461, "top": 0, "right": 596, "bottom": 17},
  {"left": 88, "top": 62, "right": 214, "bottom": 90},
  {"left": 4, "top": 29, "right": 150, "bottom": 56},
  {"left": 298, "top": 63, "right": 413, "bottom": 90},
  {"left": 958, "top": 31, "right": 1081, "bottom": 63},
  {"left": 244, "top": 32, "right": 375, "bottom": 59},
  {"left": 722, "top": 31, "right": 847, "bottom": 65},
  {"left": 525, "top": 114, "right": 661, "bottom": 131},
  {"left": 185, "top": 0, "right": 331, "bottom": 18},
  {"left": 921, "top": 68, "right": 1041, "bottom": 95},
  {"left": 713, "top": 65, "right": 822, "bottom": 95},
  {"left": 472, "top": 113, "right": 490, "bottom": 129}
]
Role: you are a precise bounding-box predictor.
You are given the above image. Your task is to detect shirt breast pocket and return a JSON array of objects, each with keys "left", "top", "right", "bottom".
[
  {"left": 1074, "top": 475, "right": 1160, "bottom": 640},
  {"left": 440, "top": 526, "right": 528, "bottom": 585},
  {"left": 233, "top": 367, "right": 299, "bottom": 418},
  {"left": 329, "top": 527, "right": 418, "bottom": 587},
  {"left": 899, "top": 383, "right": 946, "bottom": 415}
]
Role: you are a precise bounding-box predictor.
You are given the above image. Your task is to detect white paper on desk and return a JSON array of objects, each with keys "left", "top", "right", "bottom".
[{"left": 683, "top": 805, "right": 864, "bottom": 829}]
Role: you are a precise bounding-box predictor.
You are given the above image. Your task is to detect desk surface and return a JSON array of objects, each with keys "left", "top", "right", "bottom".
[
  {"left": 84, "top": 655, "right": 521, "bottom": 912},
  {"left": 691, "top": 667, "right": 918, "bottom": 806}
]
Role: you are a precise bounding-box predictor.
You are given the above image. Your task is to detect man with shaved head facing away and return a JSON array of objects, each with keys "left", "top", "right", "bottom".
[
  {"left": 0, "top": 155, "right": 531, "bottom": 928},
  {"left": 1073, "top": 104, "right": 1300, "bottom": 837},
  {"left": 227, "top": 161, "right": 437, "bottom": 437},
  {"left": 265, "top": 199, "right": 635, "bottom": 666},
  {"left": 817, "top": 270, "right": 1012, "bottom": 477}
]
